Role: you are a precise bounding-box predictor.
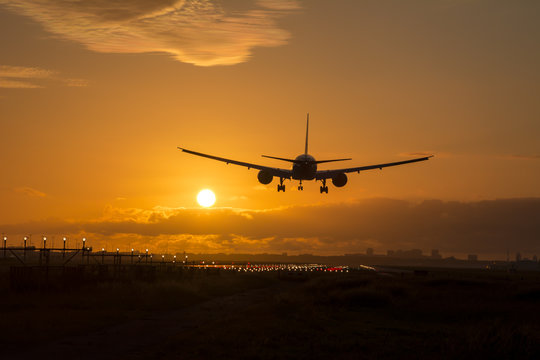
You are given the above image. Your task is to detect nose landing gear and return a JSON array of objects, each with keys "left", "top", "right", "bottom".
[{"left": 319, "top": 179, "right": 329, "bottom": 194}]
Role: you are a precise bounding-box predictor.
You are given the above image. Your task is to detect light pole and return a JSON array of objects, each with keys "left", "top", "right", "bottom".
[{"left": 82, "top": 237, "right": 86, "bottom": 264}]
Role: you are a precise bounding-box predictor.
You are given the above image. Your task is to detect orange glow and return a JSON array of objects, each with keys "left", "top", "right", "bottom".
[{"left": 0, "top": 1, "right": 539, "bottom": 258}]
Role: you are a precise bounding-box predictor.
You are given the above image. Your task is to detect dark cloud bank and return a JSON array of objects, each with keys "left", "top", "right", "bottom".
[{"left": 4, "top": 198, "right": 539, "bottom": 257}]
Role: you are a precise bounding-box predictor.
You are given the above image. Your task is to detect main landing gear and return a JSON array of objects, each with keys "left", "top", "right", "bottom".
[
  {"left": 320, "top": 179, "right": 329, "bottom": 194},
  {"left": 277, "top": 177, "right": 286, "bottom": 192},
  {"left": 298, "top": 181, "right": 303, "bottom": 191}
]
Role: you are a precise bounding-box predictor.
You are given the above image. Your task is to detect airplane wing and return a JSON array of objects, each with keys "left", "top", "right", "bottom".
[
  {"left": 315, "top": 155, "right": 433, "bottom": 180},
  {"left": 178, "top": 147, "right": 292, "bottom": 178}
]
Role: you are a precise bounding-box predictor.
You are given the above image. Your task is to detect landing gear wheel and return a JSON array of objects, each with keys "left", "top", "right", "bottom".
[
  {"left": 298, "top": 185, "right": 303, "bottom": 191},
  {"left": 277, "top": 178, "right": 286, "bottom": 192},
  {"left": 319, "top": 179, "right": 328, "bottom": 194}
]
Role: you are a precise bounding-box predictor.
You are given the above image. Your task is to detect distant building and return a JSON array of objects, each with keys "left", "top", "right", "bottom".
[
  {"left": 410, "top": 249, "right": 423, "bottom": 257},
  {"left": 431, "top": 249, "right": 441, "bottom": 259},
  {"left": 394, "top": 249, "right": 423, "bottom": 258},
  {"left": 366, "top": 248, "right": 374, "bottom": 256},
  {"left": 467, "top": 254, "right": 478, "bottom": 262}
]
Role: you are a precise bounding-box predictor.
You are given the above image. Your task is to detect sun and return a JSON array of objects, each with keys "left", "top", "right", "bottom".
[{"left": 197, "top": 189, "right": 216, "bottom": 207}]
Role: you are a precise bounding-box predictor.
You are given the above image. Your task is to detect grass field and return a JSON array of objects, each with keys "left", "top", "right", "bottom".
[{"left": 2, "top": 267, "right": 540, "bottom": 359}]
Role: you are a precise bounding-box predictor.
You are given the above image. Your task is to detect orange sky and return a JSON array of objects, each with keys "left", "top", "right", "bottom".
[{"left": 1, "top": 0, "right": 539, "bottom": 258}]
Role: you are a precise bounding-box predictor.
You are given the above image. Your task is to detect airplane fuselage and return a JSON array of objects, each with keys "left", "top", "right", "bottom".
[{"left": 292, "top": 154, "right": 317, "bottom": 180}]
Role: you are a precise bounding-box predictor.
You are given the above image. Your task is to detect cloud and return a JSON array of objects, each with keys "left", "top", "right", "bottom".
[
  {"left": 2, "top": 198, "right": 539, "bottom": 257},
  {"left": 0, "top": 65, "right": 88, "bottom": 89},
  {"left": 13, "top": 186, "right": 47, "bottom": 198},
  {"left": 0, "top": 79, "right": 43, "bottom": 89},
  {"left": 0, "top": 65, "right": 54, "bottom": 88},
  {"left": 0, "top": 65, "right": 54, "bottom": 79},
  {"left": 64, "top": 78, "right": 89, "bottom": 87},
  {"left": 0, "top": 0, "right": 300, "bottom": 66}
]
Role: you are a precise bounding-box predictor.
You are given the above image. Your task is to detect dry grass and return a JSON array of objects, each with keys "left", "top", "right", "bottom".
[{"left": 2, "top": 268, "right": 540, "bottom": 359}]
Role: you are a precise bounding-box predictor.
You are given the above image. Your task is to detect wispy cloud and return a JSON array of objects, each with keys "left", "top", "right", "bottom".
[
  {"left": 13, "top": 186, "right": 47, "bottom": 198},
  {"left": 0, "top": 65, "right": 54, "bottom": 88},
  {"left": 0, "top": 65, "right": 88, "bottom": 89},
  {"left": 64, "top": 78, "right": 89, "bottom": 87},
  {"left": 0, "top": 0, "right": 300, "bottom": 66}
]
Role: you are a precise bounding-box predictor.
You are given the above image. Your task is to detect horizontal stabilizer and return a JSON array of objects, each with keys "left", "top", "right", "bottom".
[
  {"left": 262, "top": 155, "right": 352, "bottom": 164},
  {"left": 262, "top": 155, "right": 297, "bottom": 163},
  {"left": 315, "top": 158, "right": 352, "bottom": 164}
]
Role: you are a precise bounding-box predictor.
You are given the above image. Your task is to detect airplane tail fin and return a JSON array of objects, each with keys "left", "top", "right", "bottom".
[{"left": 305, "top": 113, "right": 309, "bottom": 155}]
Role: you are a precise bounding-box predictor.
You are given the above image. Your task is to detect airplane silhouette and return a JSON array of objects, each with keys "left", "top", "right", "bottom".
[{"left": 178, "top": 114, "right": 432, "bottom": 193}]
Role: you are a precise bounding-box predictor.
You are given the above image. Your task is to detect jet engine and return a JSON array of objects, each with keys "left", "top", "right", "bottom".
[
  {"left": 331, "top": 173, "right": 348, "bottom": 187},
  {"left": 257, "top": 170, "right": 273, "bottom": 184}
]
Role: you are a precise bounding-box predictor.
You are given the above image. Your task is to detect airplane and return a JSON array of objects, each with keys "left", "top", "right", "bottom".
[{"left": 178, "top": 114, "right": 432, "bottom": 193}]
